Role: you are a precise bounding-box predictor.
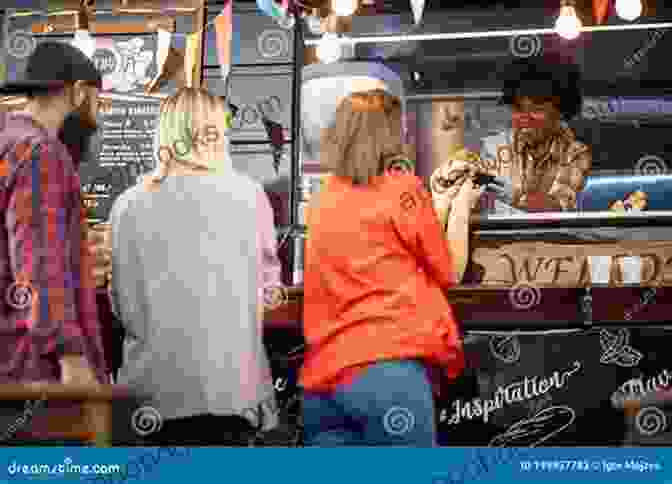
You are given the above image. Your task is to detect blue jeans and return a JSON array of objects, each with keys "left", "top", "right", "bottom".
[{"left": 302, "top": 359, "right": 437, "bottom": 446}]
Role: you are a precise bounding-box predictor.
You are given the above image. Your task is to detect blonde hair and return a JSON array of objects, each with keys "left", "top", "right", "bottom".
[
  {"left": 148, "top": 87, "right": 232, "bottom": 187},
  {"left": 321, "top": 89, "right": 404, "bottom": 185}
]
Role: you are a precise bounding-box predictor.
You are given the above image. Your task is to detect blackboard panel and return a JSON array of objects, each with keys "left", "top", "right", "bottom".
[
  {"left": 81, "top": 98, "right": 160, "bottom": 221},
  {"left": 438, "top": 326, "right": 672, "bottom": 446}
]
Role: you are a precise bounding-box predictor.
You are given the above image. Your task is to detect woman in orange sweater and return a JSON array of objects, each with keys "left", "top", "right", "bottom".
[{"left": 301, "top": 89, "right": 481, "bottom": 446}]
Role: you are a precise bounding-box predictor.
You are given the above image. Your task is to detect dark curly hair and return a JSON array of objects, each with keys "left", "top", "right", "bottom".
[{"left": 499, "top": 52, "right": 583, "bottom": 121}]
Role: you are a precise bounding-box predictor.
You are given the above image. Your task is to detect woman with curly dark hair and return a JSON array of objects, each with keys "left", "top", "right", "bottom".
[{"left": 432, "top": 53, "right": 592, "bottom": 215}]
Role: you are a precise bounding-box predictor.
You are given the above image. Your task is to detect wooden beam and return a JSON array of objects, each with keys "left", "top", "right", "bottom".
[
  {"left": 30, "top": 17, "right": 176, "bottom": 34},
  {"left": 113, "top": 0, "right": 201, "bottom": 14}
]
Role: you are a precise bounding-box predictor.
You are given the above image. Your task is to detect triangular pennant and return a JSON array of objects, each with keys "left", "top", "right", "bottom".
[
  {"left": 410, "top": 0, "right": 425, "bottom": 25},
  {"left": 593, "top": 0, "right": 611, "bottom": 24},
  {"left": 184, "top": 31, "right": 200, "bottom": 88},
  {"left": 215, "top": 0, "right": 233, "bottom": 81}
]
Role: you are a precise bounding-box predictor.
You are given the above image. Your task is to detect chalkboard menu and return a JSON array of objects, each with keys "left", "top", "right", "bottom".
[{"left": 81, "top": 98, "right": 160, "bottom": 221}]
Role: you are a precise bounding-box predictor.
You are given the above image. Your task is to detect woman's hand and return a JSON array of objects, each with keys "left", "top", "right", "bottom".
[{"left": 60, "top": 355, "right": 99, "bottom": 386}]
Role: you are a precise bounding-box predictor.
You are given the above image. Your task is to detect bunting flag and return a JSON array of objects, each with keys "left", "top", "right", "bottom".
[
  {"left": 214, "top": 0, "right": 233, "bottom": 82},
  {"left": 593, "top": 0, "right": 611, "bottom": 24},
  {"left": 155, "top": 28, "right": 172, "bottom": 77},
  {"left": 410, "top": 0, "right": 425, "bottom": 25},
  {"left": 184, "top": 31, "right": 200, "bottom": 88},
  {"left": 257, "top": 0, "right": 288, "bottom": 19}
]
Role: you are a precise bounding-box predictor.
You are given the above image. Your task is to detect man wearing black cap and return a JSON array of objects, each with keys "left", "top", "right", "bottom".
[
  {"left": 431, "top": 53, "right": 592, "bottom": 213},
  {"left": 0, "top": 41, "right": 107, "bottom": 395}
]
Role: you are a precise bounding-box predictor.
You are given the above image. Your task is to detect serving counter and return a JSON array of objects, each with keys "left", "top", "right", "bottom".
[{"left": 263, "top": 211, "right": 672, "bottom": 446}]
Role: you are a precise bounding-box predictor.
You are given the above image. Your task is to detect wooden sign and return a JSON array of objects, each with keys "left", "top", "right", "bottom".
[{"left": 467, "top": 240, "right": 672, "bottom": 289}]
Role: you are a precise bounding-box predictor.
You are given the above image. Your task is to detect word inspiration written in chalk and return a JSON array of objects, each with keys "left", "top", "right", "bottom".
[{"left": 441, "top": 361, "right": 581, "bottom": 425}]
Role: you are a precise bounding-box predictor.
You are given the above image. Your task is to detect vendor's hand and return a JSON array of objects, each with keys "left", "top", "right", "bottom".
[
  {"left": 453, "top": 177, "right": 483, "bottom": 212},
  {"left": 88, "top": 224, "right": 112, "bottom": 288},
  {"left": 60, "top": 355, "right": 99, "bottom": 386}
]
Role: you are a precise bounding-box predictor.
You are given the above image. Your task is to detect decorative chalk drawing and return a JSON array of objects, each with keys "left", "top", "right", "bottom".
[
  {"left": 635, "top": 407, "right": 667, "bottom": 436},
  {"left": 488, "top": 406, "right": 576, "bottom": 447},
  {"left": 489, "top": 336, "right": 521, "bottom": 364},
  {"left": 599, "top": 328, "right": 643, "bottom": 368}
]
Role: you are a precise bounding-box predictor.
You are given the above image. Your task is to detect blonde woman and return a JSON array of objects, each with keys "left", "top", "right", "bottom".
[{"left": 109, "top": 87, "right": 280, "bottom": 445}]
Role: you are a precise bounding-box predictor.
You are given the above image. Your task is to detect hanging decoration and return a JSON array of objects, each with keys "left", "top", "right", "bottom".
[
  {"left": 410, "top": 0, "right": 425, "bottom": 25},
  {"left": 257, "top": 0, "right": 294, "bottom": 27},
  {"left": 214, "top": 0, "right": 233, "bottom": 82},
  {"left": 593, "top": 0, "right": 611, "bottom": 25},
  {"left": 184, "top": 30, "right": 200, "bottom": 88}
]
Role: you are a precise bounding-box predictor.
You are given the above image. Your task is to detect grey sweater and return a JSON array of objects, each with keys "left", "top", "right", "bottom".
[{"left": 109, "top": 173, "right": 277, "bottom": 429}]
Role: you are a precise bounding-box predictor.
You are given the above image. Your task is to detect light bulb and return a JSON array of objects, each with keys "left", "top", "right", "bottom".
[
  {"left": 332, "top": 0, "right": 358, "bottom": 17},
  {"left": 555, "top": 5, "right": 582, "bottom": 40},
  {"left": 316, "top": 33, "right": 342, "bottom": 63},
  {"left": 616, "top": 0, "right": 642, "bottom": 21},
  {"left": 74, "top": 29, "right": 96, "bottom": 58}
]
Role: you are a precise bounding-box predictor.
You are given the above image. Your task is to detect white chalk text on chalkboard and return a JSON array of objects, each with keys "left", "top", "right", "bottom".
[
  {"left": 441, "top": 361, "right": 581, "bottom": 425},
  {"left": 611, "top": 369, "right": 672, "bottom": 406}
]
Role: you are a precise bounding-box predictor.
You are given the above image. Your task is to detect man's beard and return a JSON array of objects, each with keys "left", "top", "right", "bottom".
[{"left": 58, "top": 110, "right": 99, "bottom": 168}]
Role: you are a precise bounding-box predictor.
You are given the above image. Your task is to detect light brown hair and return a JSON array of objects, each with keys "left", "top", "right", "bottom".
[{"left": 320, "top": 89, "right": 403, "bottom": 185}]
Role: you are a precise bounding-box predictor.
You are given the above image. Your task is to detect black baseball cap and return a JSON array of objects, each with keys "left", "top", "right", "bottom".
[{"left": 0, "top": 41, "right": 102, "bottom": 95}]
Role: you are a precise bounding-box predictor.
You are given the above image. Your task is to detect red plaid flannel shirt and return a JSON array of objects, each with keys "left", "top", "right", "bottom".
[{"left": 0, "top": 113, "right": 107, "bottom": 383}]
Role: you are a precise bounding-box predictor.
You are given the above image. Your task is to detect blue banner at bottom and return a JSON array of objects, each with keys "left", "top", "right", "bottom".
[{"left": 0, "top": 448, "right": 669, "bottom": 483}]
